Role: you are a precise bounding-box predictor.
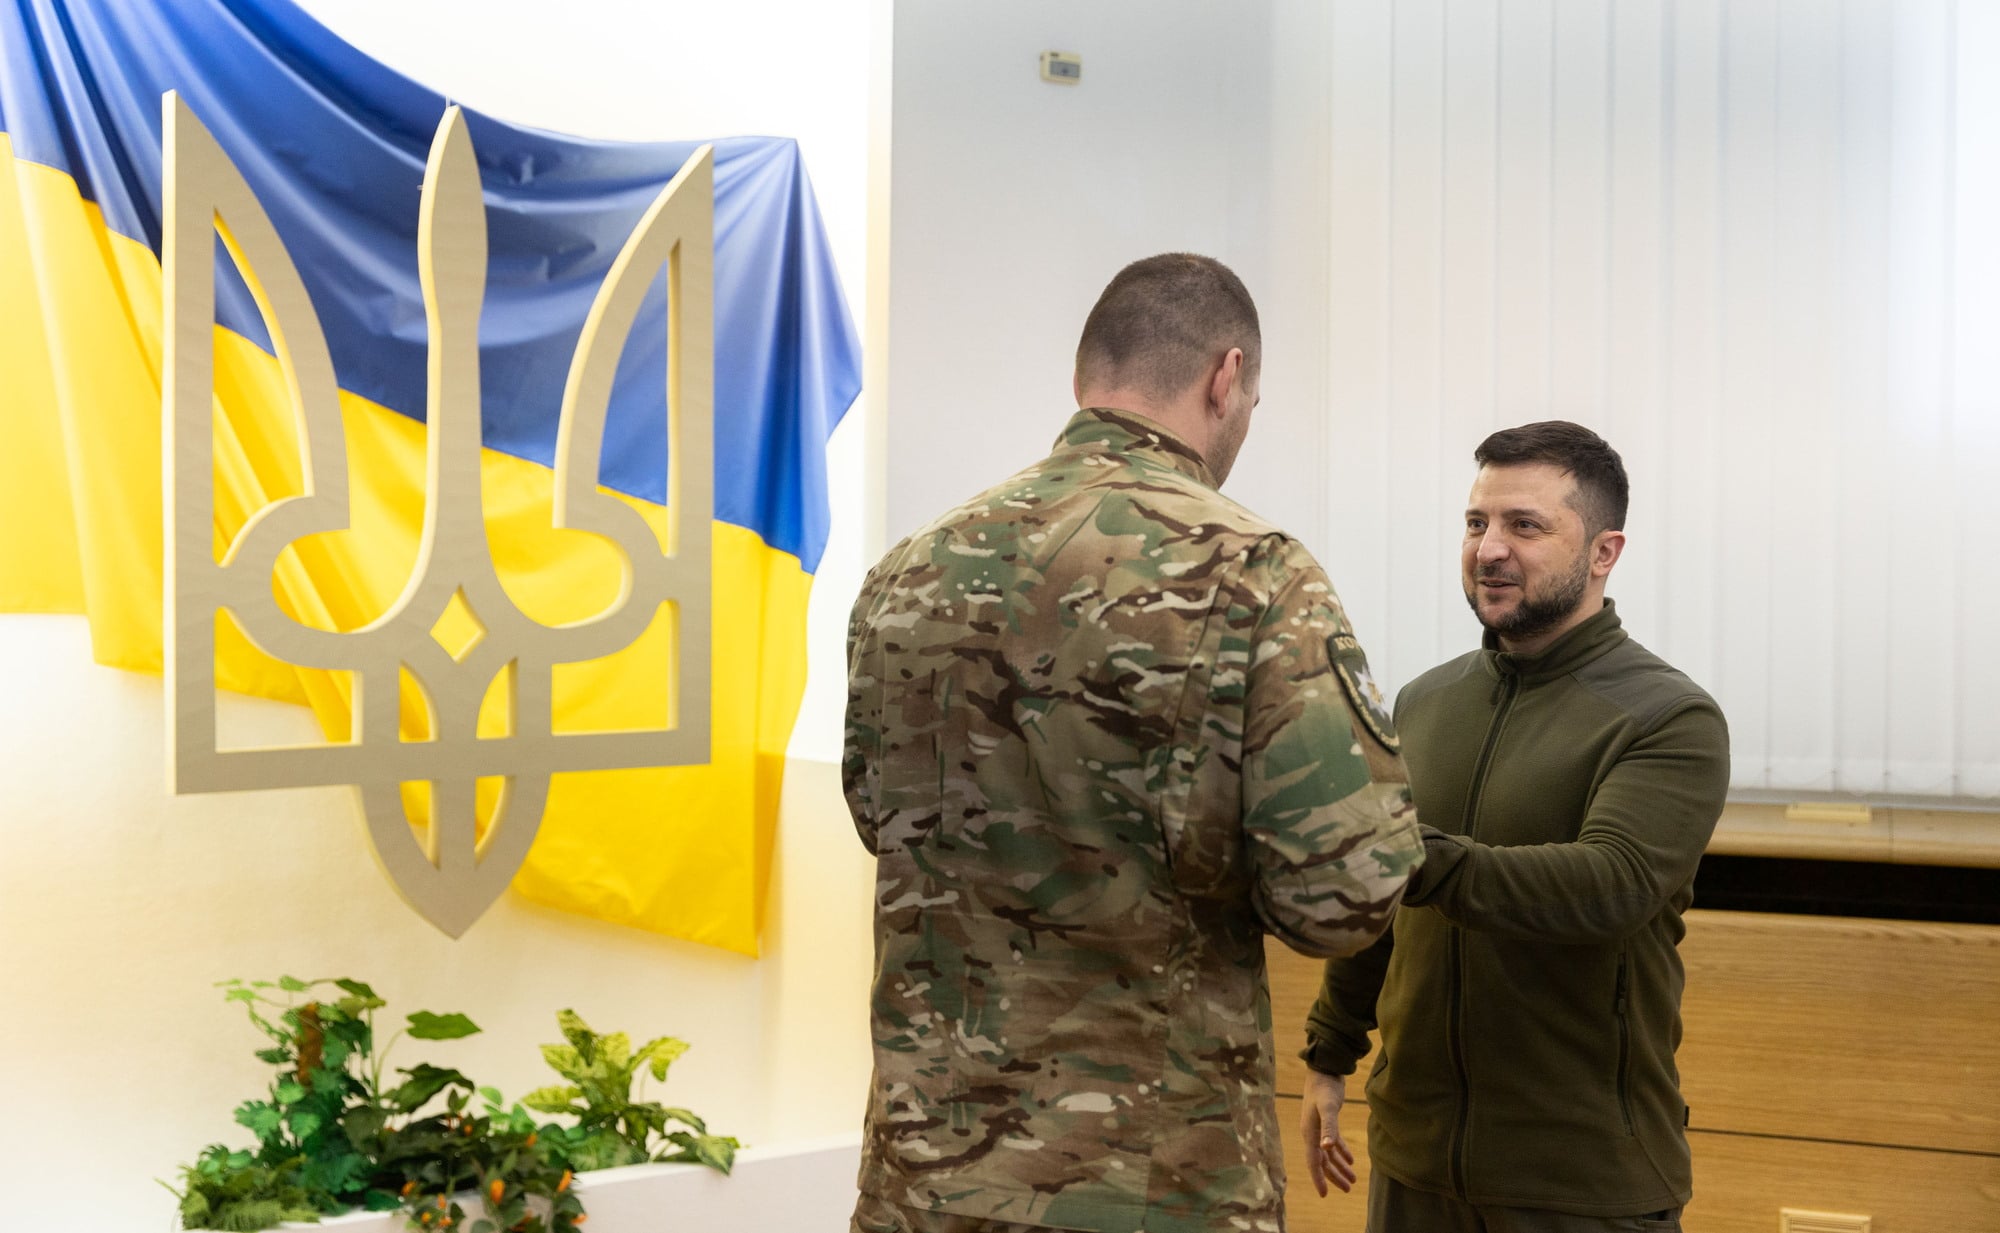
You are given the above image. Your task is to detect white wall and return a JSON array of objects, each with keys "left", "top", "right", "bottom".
[
  {"left": 882, "top": 1, "right": 1311, "bottom": 543},
  {"left": 0, "top": 3, "right": 881, "bottom": 1228}
]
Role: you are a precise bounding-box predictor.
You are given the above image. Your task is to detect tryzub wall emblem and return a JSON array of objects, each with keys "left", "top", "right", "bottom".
[{"left": 161, "top": 93, "right": 715, "bottom": 936}]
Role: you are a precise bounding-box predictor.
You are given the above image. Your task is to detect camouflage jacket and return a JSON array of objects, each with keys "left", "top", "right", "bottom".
[{"left": 843, "top": 407, "right": 1422, "bottom": 1232}]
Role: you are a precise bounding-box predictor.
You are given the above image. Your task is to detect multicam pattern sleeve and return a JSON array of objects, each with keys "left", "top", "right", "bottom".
[
  {"left": 1234, "top": 540, "right": 1421, "bottom": 957},
  {"left": 840, "top": 407, "right": 1421, "bottom": 1233}
]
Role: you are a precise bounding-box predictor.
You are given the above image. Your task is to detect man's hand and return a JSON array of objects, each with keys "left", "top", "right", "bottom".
[{"left": 1300, "top": 1069, "right": 1357, "bottom": 1196}]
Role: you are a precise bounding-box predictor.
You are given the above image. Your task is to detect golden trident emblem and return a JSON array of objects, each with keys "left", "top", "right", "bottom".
[{"left": 161, "top": 92, "right": 715, "bottom": 937}]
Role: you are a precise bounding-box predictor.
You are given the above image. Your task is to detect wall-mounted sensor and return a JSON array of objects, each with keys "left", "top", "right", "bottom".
[{"left": 1040, "top": 51, "right": 1082, "bottom": 85}]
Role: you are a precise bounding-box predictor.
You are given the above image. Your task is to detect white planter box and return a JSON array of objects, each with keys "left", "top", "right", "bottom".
[{"left": 178, "top": 1137, "right": 861, "bottom": 1233}]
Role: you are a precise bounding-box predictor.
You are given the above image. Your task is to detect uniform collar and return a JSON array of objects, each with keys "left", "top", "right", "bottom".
[
  {"left": 1481, "top": 599, "right": 1627, "bottom": 683},
  {"left": 1057, "top": 407, "right": 1217, "bottom": 489}
]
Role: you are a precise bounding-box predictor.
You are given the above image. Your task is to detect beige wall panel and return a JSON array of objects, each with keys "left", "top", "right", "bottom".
[
  {"left": 1276, "top": 1094, "right": 1374, "bottom": 1233},
  {"left": 1679, "top": 909, "right": 2000, "bottom": 1154},
  {"left": 1683, "top": 1130, "right": 2000, "bottom": 1233}
]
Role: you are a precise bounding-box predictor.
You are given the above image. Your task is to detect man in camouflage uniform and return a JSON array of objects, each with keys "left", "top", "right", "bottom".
[{"left": 843, "top": 253, "right": 1424, "bottom": 1233}]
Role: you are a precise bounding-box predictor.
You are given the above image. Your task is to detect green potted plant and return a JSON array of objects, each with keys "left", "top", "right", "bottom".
[{"left": 166, "top": 978, "right": 736, "bottom": 1232}]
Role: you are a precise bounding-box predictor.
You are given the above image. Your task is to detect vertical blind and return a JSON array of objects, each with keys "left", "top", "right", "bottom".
[{"left": 1317, "top": 0, "right": 1998, "bottom": 801}]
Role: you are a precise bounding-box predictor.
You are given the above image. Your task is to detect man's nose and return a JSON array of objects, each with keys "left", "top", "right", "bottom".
[{"left": 1477, "top": 531, "right": 1509, "bottom": 564}]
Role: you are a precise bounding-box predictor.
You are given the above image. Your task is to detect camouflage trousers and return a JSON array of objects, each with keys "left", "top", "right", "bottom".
[{"left": 851, "top": 1191, "right": 1056, "bottom": 1233}]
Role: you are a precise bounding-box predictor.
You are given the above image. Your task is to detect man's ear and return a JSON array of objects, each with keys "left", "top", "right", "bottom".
[
  {"left": 1591, "top": 529, "right": 1627, "bottom": 578},
  {"left": 1208, "top": 347, "right": 1244, "bottom": 417}
]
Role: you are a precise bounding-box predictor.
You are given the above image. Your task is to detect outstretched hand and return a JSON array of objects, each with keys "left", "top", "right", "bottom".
[{"left": 1300, "top": 1068, "right": 1357, "bottom": 1197}]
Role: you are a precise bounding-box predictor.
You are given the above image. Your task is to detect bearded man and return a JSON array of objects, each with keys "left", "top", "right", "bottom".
[{"left": 1296, "top": 421, "right": 1731, "bottom": 1233}]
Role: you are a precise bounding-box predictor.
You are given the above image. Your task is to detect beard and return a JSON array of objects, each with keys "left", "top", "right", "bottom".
[{"left": 1464, "top": 548, "right": 1592, "bottom": 644}]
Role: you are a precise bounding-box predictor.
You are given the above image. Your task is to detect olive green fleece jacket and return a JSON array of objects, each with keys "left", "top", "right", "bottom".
[{"left": 1303, "top": 601, "right": 1730, "bottom": 1217}]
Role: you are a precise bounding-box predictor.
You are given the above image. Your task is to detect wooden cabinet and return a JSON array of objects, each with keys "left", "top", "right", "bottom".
[{"left": 1265, "top": 908, "right": 2000, "bottom": 1232}]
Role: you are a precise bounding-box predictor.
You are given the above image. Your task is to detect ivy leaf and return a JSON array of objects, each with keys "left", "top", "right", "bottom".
[
  {"left": 639, "top": 1036, "right": 690, "bottom": 1082},
  {"left": 224, "top": 987, "right": 257, "bottom": 1005},
  {"left": 407, "top": 1010, "right": 481, "bottom": 1040},
  {"left": 234, "top": 1100, "right": 283, "bottom": 1139},
  {"left": 333, "top": 978, "right": 378, "bottom": 1001},
  {"left": 278, "top": 975, "right": 310, "bottom": 992}
]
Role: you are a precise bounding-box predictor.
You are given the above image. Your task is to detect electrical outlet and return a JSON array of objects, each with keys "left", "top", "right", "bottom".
[
  {"left": 1780, "top": 1209, "right": 1871, "bottom": 1233},
  {"left": 1040, "top": 51, "right": 1081, "bottom": 84}
]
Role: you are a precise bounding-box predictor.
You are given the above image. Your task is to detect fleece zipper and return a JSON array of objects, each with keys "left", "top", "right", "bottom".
[
  {"left": 1615, "top": 951, "right": 1635, "bottom": 1135},
  {"left": 1447, "top": 669, "right": 1518, "bottom": 1198}
]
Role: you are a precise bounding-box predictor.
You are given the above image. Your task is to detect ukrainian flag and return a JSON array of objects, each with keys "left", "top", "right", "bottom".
[{"left": 0, "top": 0, "right": 861, "bottom": 953}]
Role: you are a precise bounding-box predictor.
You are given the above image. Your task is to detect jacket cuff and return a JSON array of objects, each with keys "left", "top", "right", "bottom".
[
  {"left": 1402, "top": 826, "right": 1469, "bottom": 906},
  {"left": 1300, "top": 1033, "right": 1359, "bottom": 1078}
]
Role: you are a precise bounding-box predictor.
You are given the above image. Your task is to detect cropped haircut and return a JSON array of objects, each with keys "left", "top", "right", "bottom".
[
  {"left": 1075, "top": 253, "right": 1260, "bottom": 402},
  {"left": 1474, "top": 421, "right": 1630, "bottom": 536}
]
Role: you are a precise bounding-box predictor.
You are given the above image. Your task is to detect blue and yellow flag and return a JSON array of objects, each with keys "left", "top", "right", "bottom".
[{"left": 0, "top": 0, "right": 861, "bottom": 952}]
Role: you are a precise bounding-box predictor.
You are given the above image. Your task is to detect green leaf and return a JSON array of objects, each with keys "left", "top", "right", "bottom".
[
  {"left": 639, "top": 1036, "right": 690, "bottom": 1081},
  {"left": 601, "top": 1031, "right": 632, "bottom": 1073},
  {"left": 477, "top": 1085, "right": 506, "bottom": 1107},
  {"left": 278, "top": 975, "right": 310, "bottom": 992},
  {"left": 692, "top": 1133, "right": 738, "bottom": 1174},
  {"left": 539, "top": 1043, "right": 582, "bottom": 1079},
  {"left": 254, "top": 1047, "right": 290, "bottom": 1065},
  {"left": 333, "top": 978, "right": 378, "bottom": 1001},
  {"left": 233, "top": 1101, "right": 283, "bottom": 1139},
  {"left": 520, "top": 1084, "right": 584, "bottom": 1114},
  {"left": 287, "top": 1110, "right": 322, "bottom": 1141},
  {"left": 225, "top": 988, "right": 258, "bottom": 1005},
  {"left": 556, "top": 1009, "right": 595, "bottom": 1055},
  {"left": 389, "top": 1063, "right": 471, "bottom": 1112},
  {"left": 407, "top": 1010, "right": 481, "bottom": 1040},
  {"left": 343, "top": 1105, "right": 387, "bottom": 1149},
  {"left": 658, "top": 1106, "right": 707, "bottom": 1133},
  {"left": 274, "top": 1081, "right": 306, "bottom": 1105}
]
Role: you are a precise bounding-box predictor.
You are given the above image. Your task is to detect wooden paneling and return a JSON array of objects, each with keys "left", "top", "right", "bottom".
[
  {"left": 1678, "top": 909, "right": 2000, "bottom": 1154},
  {"left": 1265, "top": 910, "right": 2000, "bottom": 1228},
  {"left": 1269, "top": 939, "right": 1339, "bottom": 1098},
  {"left": 1276, "top": 1094, "right": 1373, "bottom": 1233},
  {"left": 1683, "top": 1131, "right": 2000, "bottom": 1233}
]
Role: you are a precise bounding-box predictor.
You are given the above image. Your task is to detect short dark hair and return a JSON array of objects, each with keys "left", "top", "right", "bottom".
[
  {"left": 1075, "top": 253, "right": 1260, "bottom": 401},
  {"left": 1474, "top": 421, "right": 1629, "bottom": 535}
]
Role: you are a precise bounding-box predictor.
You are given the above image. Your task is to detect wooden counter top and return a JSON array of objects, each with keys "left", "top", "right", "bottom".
[{"left": 1707, "top": 801, "right": 2000, "bottom": 868}]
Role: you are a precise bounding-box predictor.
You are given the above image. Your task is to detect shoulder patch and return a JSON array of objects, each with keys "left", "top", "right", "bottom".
[{"left": 1328, "top": 633, "right": 1399, "bottom": 753}]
